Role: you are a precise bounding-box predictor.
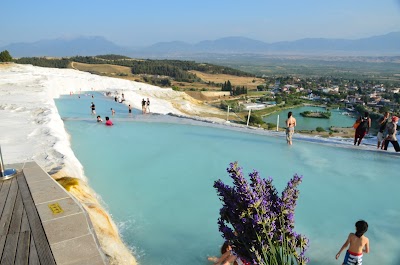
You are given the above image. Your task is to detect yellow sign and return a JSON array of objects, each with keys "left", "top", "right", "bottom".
[{"left": 48, "top": 203, "right": 64, "bottom": 214}]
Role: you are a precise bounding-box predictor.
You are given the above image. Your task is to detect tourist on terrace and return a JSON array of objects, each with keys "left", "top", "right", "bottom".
[
  {"left": 146, "top": 98, "right": 150, "bottom": 113},
  {"left": 142, "top": 98, "right": 146, "bottom": 114},
  {"left": 354, "top": 112, "right": 371, "bottom": 146},
  {"left": 383, "top": 116, "right": 399, "bottom": 152},
  {"left": 377, "top": 111, "right": 390, "bottom": 149},
  {"left": 286, "top": 111, "right": 296, "bottom": 145}
]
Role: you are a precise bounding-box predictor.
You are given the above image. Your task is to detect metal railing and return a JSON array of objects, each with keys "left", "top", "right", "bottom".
[{"left": 0, "top": 146, "right": 17, "bottom": 181}]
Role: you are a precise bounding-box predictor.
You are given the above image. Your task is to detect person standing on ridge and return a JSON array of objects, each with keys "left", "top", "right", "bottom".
[
  {"left": 146, "top": 98, "right": 151, "bottom": 114},
  {"left": 285, "top": 111, "right": 296, "bottom": 145},
  {"left": 354, "top": 112, "right": 371, "bottom": 146},
  {"left": 377, "top": 111, "right": 390, "bottom": 149},
  {"left": 128, "top": 104, "right": 132, "bottom": 115},
  {"left": 142, "top": 99, "right": 146, "bottom": 114},
  {"left": 383, "top": 116, "right": 400, "bottom": 152}
]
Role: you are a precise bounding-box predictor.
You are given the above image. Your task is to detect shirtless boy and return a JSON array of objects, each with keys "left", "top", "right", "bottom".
[{"left": 336, "top": 220, "right": 369, "bottom": 265}]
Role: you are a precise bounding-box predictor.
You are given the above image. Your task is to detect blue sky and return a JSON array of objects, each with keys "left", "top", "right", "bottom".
[{"left": 1, "top": 0, "right": 400, "bottom": 47}]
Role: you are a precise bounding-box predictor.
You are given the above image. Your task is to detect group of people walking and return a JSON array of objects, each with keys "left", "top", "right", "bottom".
[
  {"left": 285, "top": 110, "right": 398, "bottom": 152},
  {"left": 353, "top": 111, "right": 399, "bottom": 152},
  {"left": 376, "top": 112, "right": 399, "bottom": 152}
]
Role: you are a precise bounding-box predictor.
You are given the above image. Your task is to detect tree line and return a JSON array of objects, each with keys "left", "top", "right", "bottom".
[
  {"left": 12, "top": 54, "right": 254, "bottom": 82},
  {"left": 221, "top": 80, "right": 248, "bottom": 96},
  {"left": 14, "top": 57, "right": 70, "bottom": 68}
]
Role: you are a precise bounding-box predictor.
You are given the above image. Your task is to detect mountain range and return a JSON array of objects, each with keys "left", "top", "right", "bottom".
[{"left": 2, "top": 32, "right": 400, "bottom": 58}]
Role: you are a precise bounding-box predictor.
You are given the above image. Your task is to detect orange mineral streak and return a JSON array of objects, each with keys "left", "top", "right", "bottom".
[{"left": 54, "top": 174, "right": 137, "bottom": 265}]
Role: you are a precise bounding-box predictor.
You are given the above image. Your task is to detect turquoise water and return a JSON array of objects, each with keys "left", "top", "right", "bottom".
[
  {"left": 55, "top": 94, "right": 400, "bottom": 265},
  {"left": 262, "top": 106, "right": 355, "bottom": 131}
]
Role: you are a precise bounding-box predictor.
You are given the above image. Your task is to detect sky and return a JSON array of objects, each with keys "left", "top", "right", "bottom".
[{"left": 1, "top": 0, "right": 400, "bottom": 47}]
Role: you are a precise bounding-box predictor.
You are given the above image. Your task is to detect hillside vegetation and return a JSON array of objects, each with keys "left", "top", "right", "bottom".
[
  {"left": 71, "top": 62, "right": 133, "bottom": 76},
  {"left": 14, "top": 55, "right": 262, "bottom": 95},
  {"left": 14, "top": 55, "right": 254, "bottom": 81},
  {"left": 189, "top": 70, "right": 264, "bottom": 89}
]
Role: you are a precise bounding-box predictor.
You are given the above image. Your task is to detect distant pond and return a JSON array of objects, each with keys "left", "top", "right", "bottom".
[{"left": 262, "top": 106, "right": 356, "bottom": 131}]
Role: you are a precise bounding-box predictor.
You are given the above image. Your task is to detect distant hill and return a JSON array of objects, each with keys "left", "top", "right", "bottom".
[
  {"left": 138, "top": 32, "right": 400, "bottom": 56},
  {"left": 2, "top": 32, "right": 400, "bottom": 58},
  {"left": 269, "top": 32, "right": 400, "bottom": 54},
  {"left": 141, "top": 37, "right": 269, "bottom": 55},
  {"left": 1, "top": 36, "right": 127, "bottom": 57}
]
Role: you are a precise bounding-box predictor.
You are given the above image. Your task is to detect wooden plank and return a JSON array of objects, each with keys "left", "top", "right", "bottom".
[
  {"left": 17, "top": 173, "right": 56, "bottom": 265},
  {"left": 0, "top": 233, "right": 19, "bottom": 264},
  {"left": 8, "top": 190, "right": 24, "bottom": 234},
  {"left": 29, "top": 233, "right": 40, "bottom": 265},
  {"left": 20, "top": 209, "right": 30, "bottom": 232},
  {"left": 0, "top": 235, "right": 6, "bottom": 262},
  {"left": 15, "top": 231, "right": 30, "bottom": 265},
  {"left": 0, "top": 177, "right": 19, "bottom": 236},
  {"left": 0, "top": 179, "right": 12, "bottom": 219}
]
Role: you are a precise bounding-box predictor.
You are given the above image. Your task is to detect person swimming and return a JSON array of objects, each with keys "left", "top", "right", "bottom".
[
  {"left": 105, "top": 116, "right": 113, "bottom": 126},
  {"left": 207, "top": 242, "right": 237, "bottom": 265},
  {"left": 96, "top": 115, "right": 103, "bottom": 122}
]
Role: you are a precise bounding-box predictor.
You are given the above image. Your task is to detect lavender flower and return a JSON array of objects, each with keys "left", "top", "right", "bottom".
[{"left": 213, "top": 162, "right": 309, "bottom": 265}]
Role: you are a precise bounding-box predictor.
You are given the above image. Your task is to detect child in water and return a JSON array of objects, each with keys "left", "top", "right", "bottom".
[
  {"left": 336, "top": 220, "right": 370, "bottom": 265},
  {"left": 207, "top": 242, "right": 237, "bottom": 265},
  {"left": 208, "top": 241, "right": 250, "bottom": 265}
]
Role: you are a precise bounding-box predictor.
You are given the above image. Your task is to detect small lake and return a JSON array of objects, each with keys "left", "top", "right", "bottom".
[{"left": 262, "top": 106, "right": 356, "bottom": 131}]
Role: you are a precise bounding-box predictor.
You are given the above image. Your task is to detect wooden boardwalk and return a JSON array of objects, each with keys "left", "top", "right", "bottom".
[{"left": 0, "top": 172, "right": 56, "bottom": 264}]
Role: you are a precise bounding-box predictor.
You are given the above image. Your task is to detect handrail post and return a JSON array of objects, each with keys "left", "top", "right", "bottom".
[
  {"left": 246, "top": 109, "right": 251, "bottom": 127},
  {"left": 277, "top": 115, "right": 279, "bottom": 131},
  {"left": 0, "top": 146, "right": 17, "bottom": 181}
]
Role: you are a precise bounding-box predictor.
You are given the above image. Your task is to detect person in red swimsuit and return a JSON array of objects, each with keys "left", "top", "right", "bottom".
[{"left": 105, "top": 116, "right": 113, "bottom": 126}]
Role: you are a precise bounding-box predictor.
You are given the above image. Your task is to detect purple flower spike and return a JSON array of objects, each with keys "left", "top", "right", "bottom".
[{"left": 214, "top": 162, "right": 309, "bottom": 265}]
